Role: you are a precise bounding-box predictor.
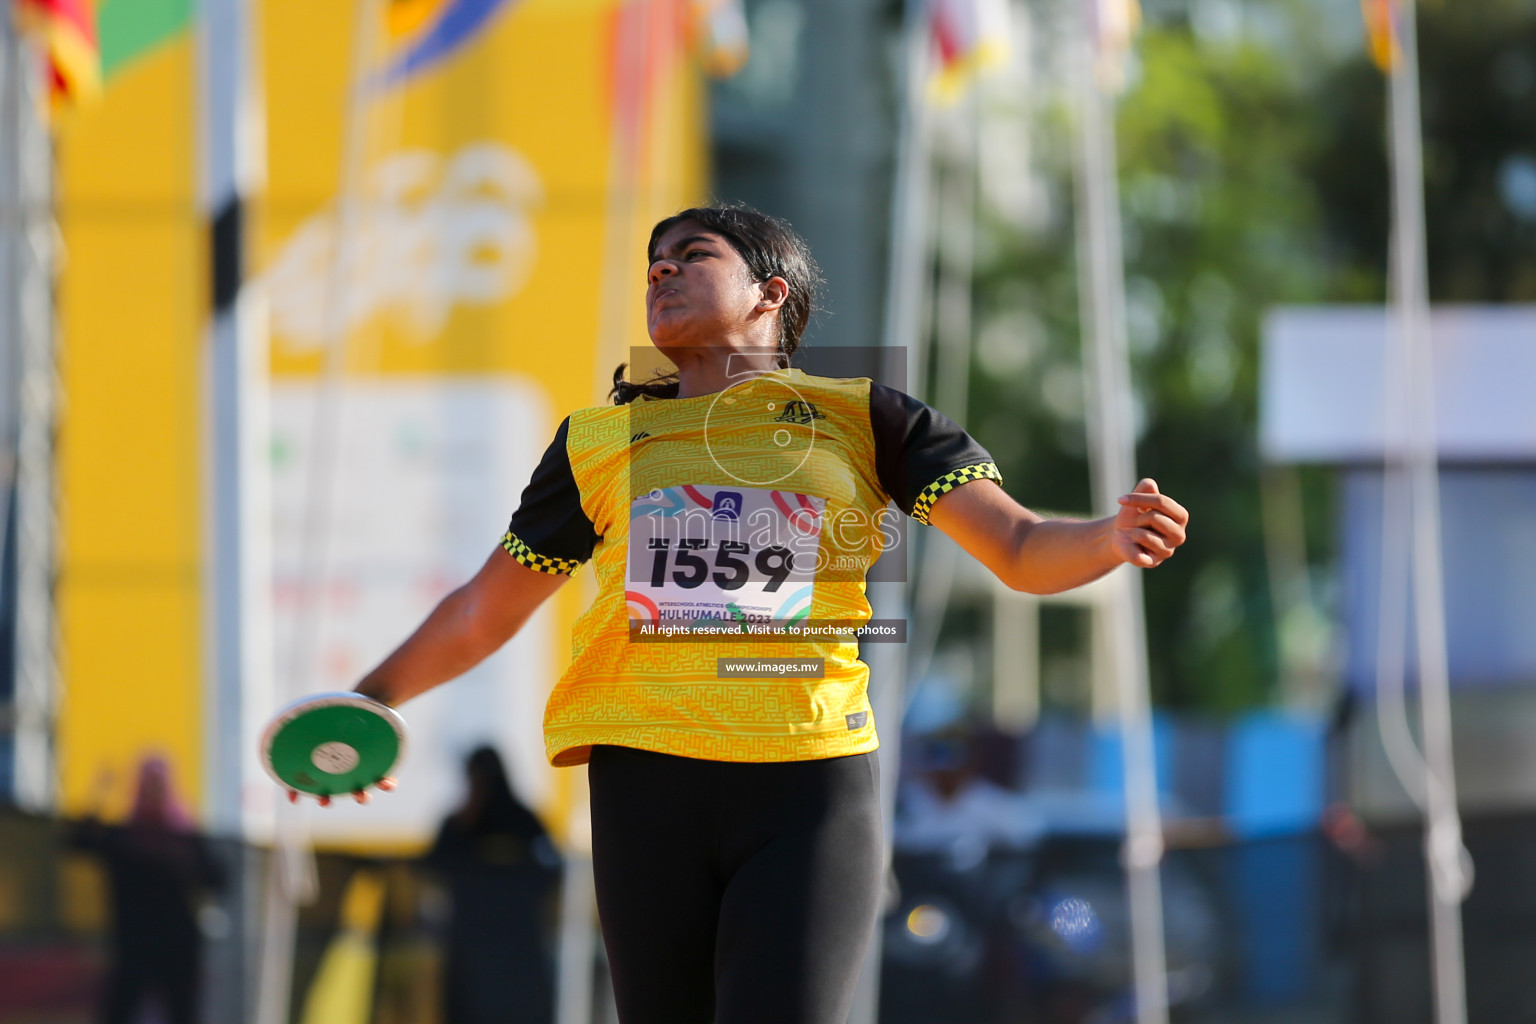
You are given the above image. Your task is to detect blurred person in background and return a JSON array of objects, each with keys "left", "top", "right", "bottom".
[
  {"left": 317, "top": 204, "right": 1187, "bottom": 1024},
  {"left": 896, "top": 727, "right": 1040, "bottom": 858},
  {"left": 424, "top": 745, "right": 560, "bottom": 1024},
  {"left": 70, "top": 756, "right": 225, "bottom": 1024}
]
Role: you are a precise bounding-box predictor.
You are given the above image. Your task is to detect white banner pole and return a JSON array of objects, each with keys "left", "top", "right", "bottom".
[
  {"left": 1072, "top": 5, "right": 1170, "bottom": 1023},
  {"left": 1381, "top": 4, "right": 1471, "bottom": 1022}
]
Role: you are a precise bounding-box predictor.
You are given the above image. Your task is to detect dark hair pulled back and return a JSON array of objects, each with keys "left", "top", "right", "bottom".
[{"left": 610, "top": 203, "right": 823, "bottom": 405}]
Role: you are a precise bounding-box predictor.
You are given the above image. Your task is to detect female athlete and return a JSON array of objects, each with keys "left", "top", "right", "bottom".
[{"left": 336, "top": 204, "right": 1188, "bottom": 1024}]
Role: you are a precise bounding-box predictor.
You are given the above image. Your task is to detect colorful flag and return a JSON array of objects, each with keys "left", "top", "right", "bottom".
[
  {"left": 928, "top": 0, "right": 1010, "bottom": 102},
  {"left": 14, "top": 0, "right": 100, "bottom": 104},
  {"left": 386, "top": 0, "right": 444, "bottom": 40},
  {"left": 690, "top": 0, "right": 748, "bottom": 79},
  {"left": 1086, "top": 0, "right": 1140, "bottom": 91},
  {"left": 97, "top": 0, "right": 192, "bottom": 79},
  {"left": 378, "top": 0, "right": 522, "bottom": 86},
  {"left": 298, "top": 871, "right": 386, "bottom": 1024},
  {"left": 1361, "top": 0, "right": 1399, "bottom": 71},
  {"left": 608, "top": 0, "right": 686, "bottom": 154}
]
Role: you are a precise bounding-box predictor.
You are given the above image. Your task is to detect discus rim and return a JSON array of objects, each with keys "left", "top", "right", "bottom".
[{"left": 259, "top": 692, "right": 407, "bottom": 794}]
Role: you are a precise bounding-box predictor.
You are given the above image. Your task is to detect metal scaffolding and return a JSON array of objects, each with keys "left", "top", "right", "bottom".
[{"left": 0, "top": 12, "right": 60, "bottom": 812}]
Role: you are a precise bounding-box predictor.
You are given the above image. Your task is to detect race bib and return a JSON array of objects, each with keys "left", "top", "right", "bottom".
[{"left": 625, "top": 484, "right": 825, "bottom": 628}]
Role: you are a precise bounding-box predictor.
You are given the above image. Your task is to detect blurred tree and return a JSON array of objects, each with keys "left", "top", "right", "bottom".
[
  {"left": 966, "top": 6, "right": 1310, "bottom": 711},
  {"left": 1114, "top": 25, "right": 1332, "bottom": 711},
  {"left": 880, "top": 0, "right": 1536, "bottom": 719},
  {"left": 970, "top": 0, "right": 1536, "bottom": 712},
  {"left": 976, "top": 0, "right": 1536, "bottom": 712},
  {"left": 1311, "top": 0, "right": 1536, "bottom": 303}
]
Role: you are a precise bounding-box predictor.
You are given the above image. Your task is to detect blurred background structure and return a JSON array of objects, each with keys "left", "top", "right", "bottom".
[{"left": 3, "top": 0, "right": 1536, "bottom": 1022}]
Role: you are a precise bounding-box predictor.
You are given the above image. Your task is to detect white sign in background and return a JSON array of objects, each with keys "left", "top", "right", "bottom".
[
  {"left": 260, "top": 378, "right": 554, "bottom": 845},
  {"left": 1260, "top": 305, "right": 1536, "bottom": 463}
]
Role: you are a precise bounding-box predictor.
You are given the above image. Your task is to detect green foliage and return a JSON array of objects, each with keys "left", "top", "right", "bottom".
[
  {"left": 969, "top": 0, "right": 1536, "bottom": 712},
  {"left": 1310, "top": 1, "right": 1536, "bottom": 302},
  {"left": 973, "top": 9, "right": 1342, "bottom": 711},
  {"left": 1120, "top": 28, "right": 1329, "bottom": 710}
]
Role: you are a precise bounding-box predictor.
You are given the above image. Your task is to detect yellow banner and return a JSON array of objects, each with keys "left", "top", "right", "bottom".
[
  {"left": 53, "top": 0, "right": 707, "bottom": 840},
  {"left": 55, "top": 32, "right": 204, "bottom": 821},
  {"left": 259, "top": 0, "right": 707, "bottom": 844},
  {"left": 263, "top": 0, "right": 705, "bottom": 386}
]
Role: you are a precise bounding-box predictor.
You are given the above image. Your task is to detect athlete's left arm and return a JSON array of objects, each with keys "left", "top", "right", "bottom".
[{"left": 926, "top": 477, "right": 1188, "bottom": 595}]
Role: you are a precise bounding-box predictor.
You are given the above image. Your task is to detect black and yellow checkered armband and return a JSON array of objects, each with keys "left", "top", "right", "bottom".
[
  {"left": 502, "top": 532, "right": 583, "bottom": 576},
  {"left": 910, "top": 462, "right": 1003, "bottom": 525}
]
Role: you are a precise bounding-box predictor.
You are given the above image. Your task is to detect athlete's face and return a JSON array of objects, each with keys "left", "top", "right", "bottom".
[{"left": 646, "top": 220, "right": 787, "bottom": 353}]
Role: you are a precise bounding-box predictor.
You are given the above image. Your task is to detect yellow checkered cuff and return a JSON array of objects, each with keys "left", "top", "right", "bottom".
[
  {"left": 911, "top": 462, "right": 1003, "bottom": 525},
  {"left": 502, "top": 531, "right": 583, "bottom": 576}
]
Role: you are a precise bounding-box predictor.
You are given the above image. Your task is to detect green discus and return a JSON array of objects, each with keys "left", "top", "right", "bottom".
[{"left": 260, "top": 693, "right": 406, "bottom": 797}]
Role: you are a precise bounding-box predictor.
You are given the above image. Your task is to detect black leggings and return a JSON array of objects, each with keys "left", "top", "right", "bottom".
[{"left": 588, "top": 746, "right": 884, "bottom": 1024}]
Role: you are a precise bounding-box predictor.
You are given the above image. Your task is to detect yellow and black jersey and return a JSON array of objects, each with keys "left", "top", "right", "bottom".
[{"left": 503, "top": 368, "right": 1002, "bottom": 767}]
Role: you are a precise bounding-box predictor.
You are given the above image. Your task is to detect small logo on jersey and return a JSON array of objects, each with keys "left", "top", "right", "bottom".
[
  {"left": 773, "top": 400, "right": 823, "bottom": 425},
  {"left": 630, "top": 431, "right": 652, "bottom": 444},
  {"left": 711, "top": 490, "right": 743, "bottom": 520},
  {"left": 845, "top": 711, "right": 869, "bottom": 731}
]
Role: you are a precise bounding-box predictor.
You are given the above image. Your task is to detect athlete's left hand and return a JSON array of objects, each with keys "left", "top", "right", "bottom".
[{"left": 1111, "top": 478, "right": 1188, "bottom": 568}]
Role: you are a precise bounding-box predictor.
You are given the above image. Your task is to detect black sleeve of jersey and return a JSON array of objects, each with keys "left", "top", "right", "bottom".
[
  {"left": 503, "top": 417, "right": 600, "bottom": 575},
  {"left": 869, "top": 382, "right": 1003, "bottom": 525}
]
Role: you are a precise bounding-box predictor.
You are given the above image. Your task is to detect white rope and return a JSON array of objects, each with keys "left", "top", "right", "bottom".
[
  {"left": 589, "top": 0, "right": 652, "bottom": 406},
  {"left": 1376, "top": 4, "right": 1472, "bottom": 1023},
  {"left": 1072, "top": 5, "right": 1169, "bottom": 1022},
  {"left": 907, "top": 94, "right": 979, "bottom": 700},
  {"left": 255, "top": 4, "right": 381, "bottom": 1023},
  {"left": 846, "top": 5, "right": 934, "bottom": 1021}
]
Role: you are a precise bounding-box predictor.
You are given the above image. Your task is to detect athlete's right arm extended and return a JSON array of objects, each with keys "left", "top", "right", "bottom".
[{"left": 352, "top": 548, "right": 568, "bottom": 708}]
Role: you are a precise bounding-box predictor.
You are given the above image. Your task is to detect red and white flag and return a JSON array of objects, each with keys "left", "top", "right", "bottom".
[
  {"left": 13, "top": 0, "right": 101, "bottom": 107},
  {"left": 928, "top": 0, "right": 1010, "bottom": 101},
  {"left": 1086, "top": 0, "right": 1140, "bottom": 91},
  {"left": 691, "top": 0, "right": 749, "bottom": 78}
]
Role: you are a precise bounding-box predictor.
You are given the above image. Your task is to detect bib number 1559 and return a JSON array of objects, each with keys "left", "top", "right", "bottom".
[{"left": 647, "top": 539, "right": 795, "bottom": 592}]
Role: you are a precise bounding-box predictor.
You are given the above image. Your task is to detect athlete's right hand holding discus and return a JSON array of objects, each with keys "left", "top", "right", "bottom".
[
  {"left": 328, "top": 556, "right": 570, "bottom": 806},
  {"left": 926, "top": 475, "right": 1188, "bottom": 592},
  {"left": 266, "top": 554, "right": 571, "bottom": 806}
]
